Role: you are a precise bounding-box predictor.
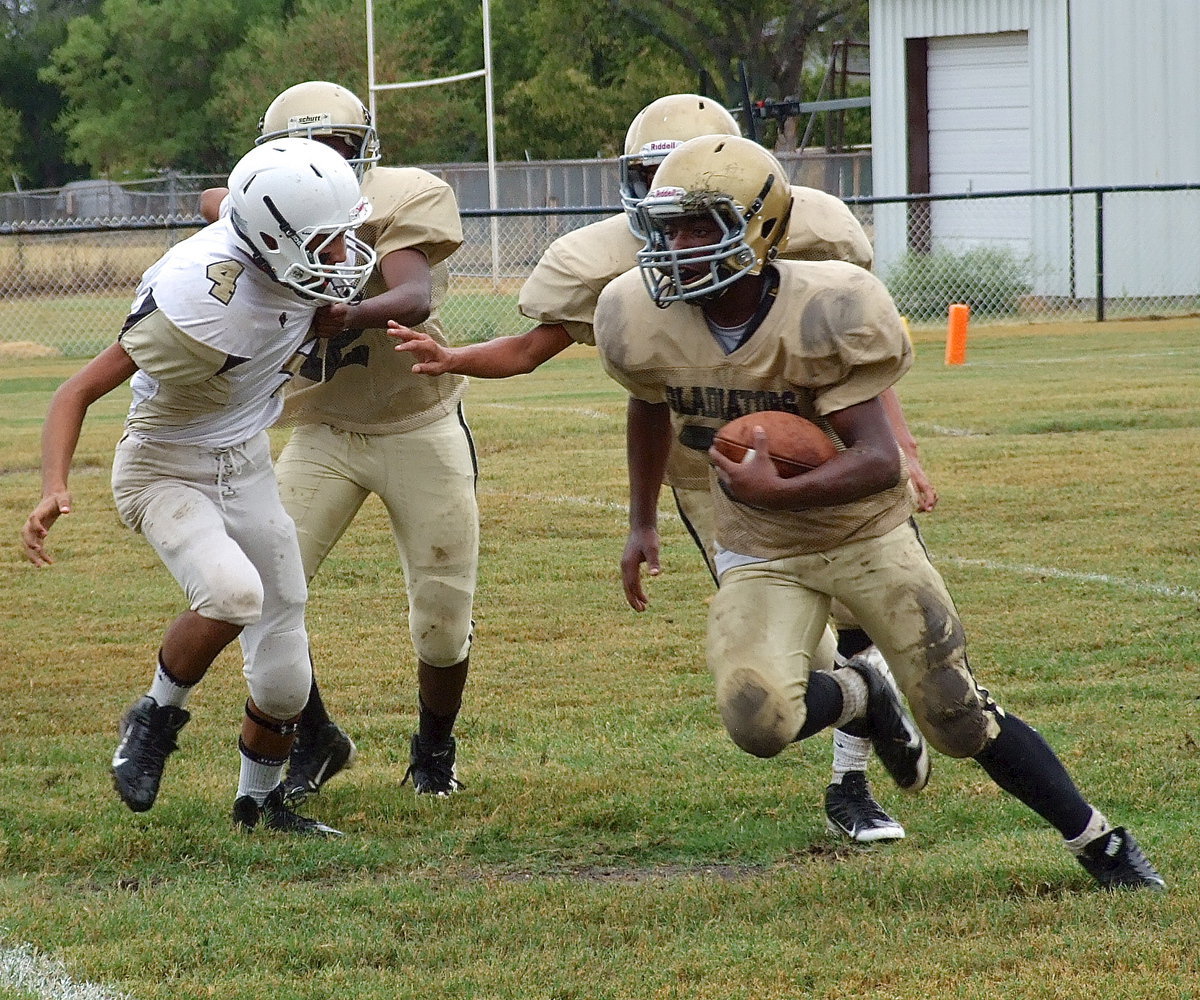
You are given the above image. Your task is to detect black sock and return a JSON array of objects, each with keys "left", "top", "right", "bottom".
[
  {"left": 793, "top": 670, "right": 844, "bottom": 742},
  {"left": 973, "top": 711, "right": 1094, "bottom": 839},
  {"left": 300, "top": 676, "right": 332, "bottom": 730},
  {"left": 836, "top": 627, "right": 873, "bottom": 660},
  {"left": 418, "top": 695, "right": 458, "bottom": 746}
]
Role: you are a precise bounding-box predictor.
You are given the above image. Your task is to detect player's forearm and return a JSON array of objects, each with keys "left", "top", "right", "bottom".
[
  {"left": 626, "top": 398, "right": 672, "bottom": 529},
  {"left": 449, "top": 324, "right": 573, "bottom": 378},
  {"left": 346, "top": 284, "right": 432, "bottom": 331},
  {"left": 880, "top": 386, "right": 919, "bottom": 455},
  {"left": 38, "top": 342, "right": 135, "bottom": 494},
  {"left": 38, "top": 388, "right": 89, "bottom": 494}
]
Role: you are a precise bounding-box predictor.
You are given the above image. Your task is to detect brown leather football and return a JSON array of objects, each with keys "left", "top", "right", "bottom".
[{"left": 713, "top": 411, "right": 837, "bottom": 478}]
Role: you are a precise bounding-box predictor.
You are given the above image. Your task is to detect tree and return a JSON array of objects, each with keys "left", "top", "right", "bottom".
[
  {"left": 607, "top": 0, "right": 869, "bottom": 150},
  {"left": 0, "top": 101, "right": 22, "bottom": 188},
  {"left": 210, "top": 0, "right": 485, "bottom": 167},
  {"left": 41, "top": 0, "right": 284, "bottom": 176},
  {"left": 490, "top": 0, "right": 701, "bottom": 159},
  {"left": 210, "top": 0, "right": 694, "bottom": 164},
  {"left": 0, "top": 0, "right": 101, "bottom": 187}
]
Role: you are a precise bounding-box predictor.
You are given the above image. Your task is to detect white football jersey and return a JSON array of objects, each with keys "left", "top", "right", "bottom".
[{"left": 120, "top": 218, "right": 319, "bottom": 449}]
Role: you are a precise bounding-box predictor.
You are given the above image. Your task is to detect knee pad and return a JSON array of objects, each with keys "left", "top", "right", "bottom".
[
  {"left": 193, "top": 563, "right": 264, "bottom": 626},
  {"left": 910, "top": 663, "right": 994, "bottom": 758},
  {"left": 716, "top": 667, "right": 797, "bottom": 759},
  {"left": 410, "top": 579, "right": 474, "bottom": 667},
  {"left": 243, "top": 626, "right": 311, "bottom": 719}
]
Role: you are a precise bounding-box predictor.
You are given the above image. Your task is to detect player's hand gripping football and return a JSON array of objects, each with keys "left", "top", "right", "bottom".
[
  {"left": 709, "top": 425, "right": 789, "bottom": 510},
  {"left": 388, "top": 321, "right": 455, "bottom": 374},
  {"left": 21, "top": 490, "right": 73, "bottom": 566}
]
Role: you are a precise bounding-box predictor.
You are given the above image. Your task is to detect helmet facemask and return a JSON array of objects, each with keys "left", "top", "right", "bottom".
[
  {"left": 619, "top": 143, "right": 677, "bottom": 239},
  {"left": 633, "top": 135, "right": 792, "bottom": 308},
  {"left": 636, "top": 195, "right": 754, "bottom": 306}
]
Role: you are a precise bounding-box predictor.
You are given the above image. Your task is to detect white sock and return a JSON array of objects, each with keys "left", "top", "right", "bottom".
[
  {"left": 830, "top": 729, "right": 872, "bottom": 783},
  {"left": 829, "top": 668, "right": 869, "bottom": 728},
  {"left": 147, "top": 655, "right": 194, "bottom": 709},
  {"left": 237, "top": 751, "right": 286, "bottom": 804},
  {"left": 1064, "top": 808, "right": 1113, "bottom": 855}
]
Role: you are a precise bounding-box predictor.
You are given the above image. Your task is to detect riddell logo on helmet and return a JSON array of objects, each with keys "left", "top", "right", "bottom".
[{"left": 644, "top": 140, "right": 682, "bottom": 153}]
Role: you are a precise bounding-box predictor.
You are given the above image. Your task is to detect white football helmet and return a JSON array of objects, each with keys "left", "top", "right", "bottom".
[
  {"left": 635, "top": 134, "right": 792, "bottom": 307},
  {"left": 227, "top": 137, "right": 377, "bottom": 303},
  {"left": 258, "top": 81, "right": 380, "bottom": 181},
  {"left": 619, "top": 94, "right": 741, "bottom": 237}
]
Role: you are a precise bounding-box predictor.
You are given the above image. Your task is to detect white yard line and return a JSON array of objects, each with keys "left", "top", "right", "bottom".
[
  {"left": 0, "top": 943, "right": 132, "bottom": 1000},
  {"left": 484, "top": 490, "right": 1198, "bottom": 601},
  {"left": 941, "top": 555, "right": 1200, "bottom": 601},
  {"left": 959, "top": 348, "right": 1200, "bottom": 368},
  {"left": 473, "top": 402, "right": 614, "bottom": 420}
]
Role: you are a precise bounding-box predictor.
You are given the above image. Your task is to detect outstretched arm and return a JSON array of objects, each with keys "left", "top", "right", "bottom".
[
  {"left": 392, "top": 321, "right": 574, "bottom": 377},
  {"left": 621, "top": 397, "right": 673, "bottom": 611},
  {"left": 311, "top": 247, "right": 434, "bottom": 340},
  {"left": 21, "top": 342, "right": 138, "bottom": 566}
]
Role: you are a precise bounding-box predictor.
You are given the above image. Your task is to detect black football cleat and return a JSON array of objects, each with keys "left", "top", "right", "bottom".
[
  {"left": 839, "top": 650, "right": 930, "bottom": 793},
  {"left": 232, "top": 784, "right": 343, "bottom": 837},
  {"left": 401, "top": 733, "right": 463, "bottom": 796},
  {"left": 281, "top": 720, "right": 356, "bottom": 803},
  {"left": 1075, "top": 827, "right": 1165, "bottom": 890},
  {"left": 825, "top": 771, "right": 906, "bottom": 842},
  {"left": 111, "top": 696, "right": 190, "bottom": 812}
]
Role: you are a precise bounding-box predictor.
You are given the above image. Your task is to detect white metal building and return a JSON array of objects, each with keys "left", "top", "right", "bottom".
[{"left": 869, "top": 0, "right": 1200, "bottom": 300}]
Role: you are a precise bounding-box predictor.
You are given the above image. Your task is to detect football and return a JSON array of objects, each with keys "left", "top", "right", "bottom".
[{"left": 713, "top": 411, "right": 837, "bottom": 477}]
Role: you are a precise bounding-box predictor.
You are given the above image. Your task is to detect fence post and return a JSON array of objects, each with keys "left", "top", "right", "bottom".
[{"left": 1094, "top": 190, "right": 1105, "bottom": 322}]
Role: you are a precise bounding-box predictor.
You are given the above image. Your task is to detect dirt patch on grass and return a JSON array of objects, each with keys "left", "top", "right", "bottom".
[{"left": 0, "top": 341, "right": 60, "bottom": 359}]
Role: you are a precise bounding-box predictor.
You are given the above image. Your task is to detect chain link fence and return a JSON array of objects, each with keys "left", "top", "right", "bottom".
[{"left": 3, "top": 169, "right": 1199, "bottom": 360}]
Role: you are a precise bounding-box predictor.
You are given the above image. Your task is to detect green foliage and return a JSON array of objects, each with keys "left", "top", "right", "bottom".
[
  {"left": 884, "top": 245, "right": 1034, "bottom": 320},
  {"left": 210, "top": 0, "right": 487, "bottom": 166},
  {"left": 0, "top": 103, "right": 22, "bottom": 188},
  {"left": 610, "top": 1, "right": 869, "bottom": 123},
  {"left": 0, "top": 0, "right": 100, "bottom": 187},
  {"left": 40, "top": 0, "right": 286, "bottom": 175},
  {"left": 17, "top": 0, "right": 870, "bottom": 177}
]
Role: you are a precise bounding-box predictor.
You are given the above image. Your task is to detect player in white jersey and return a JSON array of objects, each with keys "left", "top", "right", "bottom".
[
  {"left": 202, "top": 81, "right": 478, "bottom": 801},
  {"left": 593, "top": 134, "right": 1164, "bottom": 890},
  {"left": 20, "top": 138, "right": 374, "bottom": 836},
  {"left": 392, "top": 94, "right": 930, "bottom": 841}
]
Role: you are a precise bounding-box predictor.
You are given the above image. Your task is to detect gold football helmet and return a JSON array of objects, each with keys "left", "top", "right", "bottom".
[
  {"left": 634, "top": 134, "right": 793, "bottom": 306},
  {"left": 258, "top": 81, "right": 380, "bottom": 180},
  {"left": 619, "top": 94, "right": 741, "bottom": 236}
]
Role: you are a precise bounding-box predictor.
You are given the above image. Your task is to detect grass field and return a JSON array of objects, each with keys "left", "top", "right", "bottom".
[{"left": 2, "top": 319, "right": 1198, "bottom": 999}]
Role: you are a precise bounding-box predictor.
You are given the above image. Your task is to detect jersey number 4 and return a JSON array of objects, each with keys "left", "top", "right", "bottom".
[{"left": 206, "top": 259, "right": 245, "bottom": 305}]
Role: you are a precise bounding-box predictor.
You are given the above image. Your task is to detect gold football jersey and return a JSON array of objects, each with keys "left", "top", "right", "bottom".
[
  {"left": 518, "top": 213, "right": 639, "bottom": 346},
  {"left": 785, "top": 186, "right": 873, "bottom": 270},
  {"left": 519, "top": 188, "right": 873, "bottom": 490},
  {"left": 282, "top": 166, "right": 467, "bottom": 434},
  {"left": 594, "top": 259, "right": 914, "bottom": 559}
]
